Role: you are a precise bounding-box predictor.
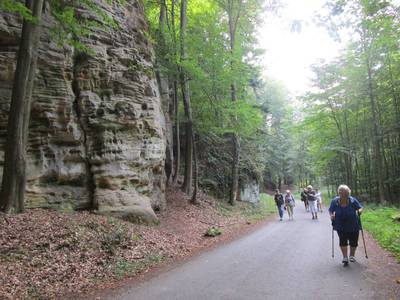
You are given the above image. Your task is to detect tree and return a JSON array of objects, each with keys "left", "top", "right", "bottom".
[
  {"left": 144, "top": 0, "right": 268, "bottom": 201},
  {"left": 300, "top": 0, "right": 400, "bottom": 204},
  {"left": 0, "top": 0, "right": 120, "bottom": 213},
  {"left": 180, "top": 0, "right": 198, "bottom": 202},
  {"left": 0, "top": 0, "right": 45, "bottom": 213},
  {"left": 216, "top": 0, "right": 264, "bottom": 204}
]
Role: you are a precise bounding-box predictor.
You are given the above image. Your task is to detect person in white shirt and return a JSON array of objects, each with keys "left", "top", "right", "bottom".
[{"left": 315, "top": 188, "right": 323, "bottom": 212}]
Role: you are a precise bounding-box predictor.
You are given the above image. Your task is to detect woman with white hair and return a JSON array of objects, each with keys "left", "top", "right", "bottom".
[
  {"left": 329, "top": 184, "right": 363, "bottom": 265},
  {"left": 305, "top": 185, "right": 318, "bottom": 219}
]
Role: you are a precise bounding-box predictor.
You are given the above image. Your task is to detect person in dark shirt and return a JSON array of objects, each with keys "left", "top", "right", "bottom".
[
  {"left": 329, "top": 184, "right": 363, "bottom": 264},
  {"left": 300, "top": 188, "right": 309, "bottom": 212},
  {"left": 274, "top": 189, "right": 284, "bottom": 221}
]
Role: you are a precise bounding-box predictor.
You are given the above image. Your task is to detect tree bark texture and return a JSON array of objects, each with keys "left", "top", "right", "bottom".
[
  {"left": 171, "top": 0, "right": 180, "bottom": 185},
  {"left": 156, "top": 0, "right": 173, "bottom": 185},
  {"left": 0, "top": 0, "right": 45, "bottom": 213},
  {"left": 180, "top": 0, "right": 198, "bottom": 200},
  {"left": 227, "top": 0, "right": 241, "bottom": 205}
]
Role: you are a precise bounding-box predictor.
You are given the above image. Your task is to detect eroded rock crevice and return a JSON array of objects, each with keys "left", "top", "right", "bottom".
[
  {"left": 72, "top": 53, "right": 96, "bottom": 210},
  {"left": 0, "top": 1, "right": 167, "bottom": 223}
]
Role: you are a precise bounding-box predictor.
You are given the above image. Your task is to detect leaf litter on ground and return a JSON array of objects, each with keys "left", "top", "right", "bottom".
[{"left": 0, "top": 186, "right": 266, "bottom": 299}]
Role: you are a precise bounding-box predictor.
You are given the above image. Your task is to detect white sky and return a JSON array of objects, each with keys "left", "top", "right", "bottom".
[{"left": 258, "top": 0, "right": 344, "bottom": 96}]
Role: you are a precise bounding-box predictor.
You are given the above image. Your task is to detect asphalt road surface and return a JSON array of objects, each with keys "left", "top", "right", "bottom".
[{"left": 110, "top": 206, "right": 395, "bottom": 300}]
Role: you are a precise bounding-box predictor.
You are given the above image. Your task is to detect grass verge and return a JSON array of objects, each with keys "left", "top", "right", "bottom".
[
  {"left": 215, "top": 194, "right": 276, "bottom": 223},
  {"left": 361, "top": 206, "right": 400, "bottom": 260}
]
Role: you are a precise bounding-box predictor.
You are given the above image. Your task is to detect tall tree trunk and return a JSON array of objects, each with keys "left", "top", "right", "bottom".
[
  {"left": 180, "top": 0, "right": 198, "bottom": 201},
  {"left": 343, "top": 109, "right": 354, "bottom": 188},
  {"left": 155, "top": 0, "right": 173, "bottom": 185},
  {"left": 227, "top": 0, "right": 241, "bottom": 205},
  {"left": 170, "top": 0, "right": 180, "bottom": 185},
  {"left": 365, "top": 53, "right": 385, "bottom": 203},
  {"left": 172, "top": 80, "right": 180, "bottom": 184},
  {"left": 191, "top": 134, "right": 199, "bottom": 203},
  {"left": 0, "top": 0, "right": 44, "bottom": 213}
]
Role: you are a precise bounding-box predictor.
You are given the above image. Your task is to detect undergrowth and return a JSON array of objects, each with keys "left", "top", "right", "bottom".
[
  {"left": 215, "top": 194, "right": 275, "bottom": 222},
  {"left": 113, "top": 254, "right": 164, "bottom": 278},
  {"left": 362, "top": 206, "right": 400, "bottom": 260}
]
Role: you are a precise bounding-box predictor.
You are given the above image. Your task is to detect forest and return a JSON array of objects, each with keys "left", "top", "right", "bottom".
[
  {"left": 0, "top": 0, "right": 399, "bottom": 209},
  {"left": 1, "top": 0, "right": 400, "bottom": 298},
  {"left": 143, "top": 0, "right": 400, "bottom": 205}
]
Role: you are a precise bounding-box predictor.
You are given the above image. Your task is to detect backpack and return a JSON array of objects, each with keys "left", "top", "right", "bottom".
[
  {"left": 285, "top": 194, "right": 294, "bottom": 204},
  {"left": 275, "top": 194, "right": 284, "bottom": 205},
  {"left": 301, "top": 192, "right": 306, "bottom": 201}
]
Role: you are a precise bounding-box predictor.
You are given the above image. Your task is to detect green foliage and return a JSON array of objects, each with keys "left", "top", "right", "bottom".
[
  {"left": 204, "top": 226, "right": 223, "bottom": 237},
  {"left": 362, "top": 207, "right": 400, "bottom": 260},
  {"left": 244, "top": 194, "right": 276, "bottom": 220},
  {"left": 0, "top": 0, "right": 34, "bottom": 21},
  {"left": 299, "top": 0, "right": 400, "bottom": 201},
  {"left": 113, "top": 254, "right": 164, "bottom": 278},
  {"left": 48, "top": 0, "right": 122, "bottom": 53},
  {"left": 214, "top": 194, "right": 275, "bottom": 223},
  {"left": 96, "top": 221, "right": 131, "bottom": 256},
  {"left": 144, "top": 0, "right": 274, "bottom": 195},
  {"left": 2, "top": 0, "right": 123, "bottom": 54}
]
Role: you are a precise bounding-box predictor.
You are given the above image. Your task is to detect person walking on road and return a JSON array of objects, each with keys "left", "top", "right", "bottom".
[
  {"left": 301, "top": 188, "right": 309, "bottom": 212},
  {"left": 315, "top": 188, "right": 323, "bottom": 212},
  {"left": 329, "top": 184, "right": 363, "bottom": 265},
  {"left": 305, "top": 185, "right": 318, "bottom": 219},
  {"left": 284, "top": 190, "right": 295, "bottom": 220},
  {"left": 274, "top": 189, "right": 284, "bottom": 221}
]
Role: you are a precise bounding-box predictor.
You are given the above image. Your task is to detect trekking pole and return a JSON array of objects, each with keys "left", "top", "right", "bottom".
[
  {"left": 331, "top": 226, "right": 334, "bottom": 258},
  {"left": 331, "top": 212, "right": 335, "bottom": 258},
  {"left": 358, "top": 212, "right": 368, "bottom": 259}
]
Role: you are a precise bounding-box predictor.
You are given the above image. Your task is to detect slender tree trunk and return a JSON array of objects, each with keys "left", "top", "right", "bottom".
[
  {"left": 365, "top": 53, "right": 385, "bottom": 203},
  {"left": 172, "top": 80, "right": 180, "bottom": 184},
  {"left": 170, "top": 0, "right": 180, "bottom": 185},
  {"left": 191, "top": 133, "right": 199, "bottom": 203},
  {"left": 180, "top": 0, "right": 198, "bottom": 201},
  {"left": 230, "top": 134, "right": 240, "bottom": 204},
  {"left": 343, "top": 110, "right": 354, "bottom": 188},
  {"left": 227, "top": 0, "right": 241, "bottom": 205},
  {"left": 0, "top": 0, "right": 44, "bottom": 213},
  {"left": 354, "top": 155, "right": 359, "bottom": 195},
  {"left": 155, "top": 0, "right": 174, "bottom": 185}
]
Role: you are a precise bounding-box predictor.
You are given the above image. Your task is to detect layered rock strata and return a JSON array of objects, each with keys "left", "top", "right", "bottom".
[{"left": 0, "top": 1, "right": 166, "bottom": 223}]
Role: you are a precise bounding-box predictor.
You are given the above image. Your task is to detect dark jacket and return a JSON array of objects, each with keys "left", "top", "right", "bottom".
[{"left": 274, "top": 193, "right": 284, "bottom": 206}]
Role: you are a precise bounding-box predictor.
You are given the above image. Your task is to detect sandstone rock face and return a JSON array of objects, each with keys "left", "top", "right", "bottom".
[
  {"left": 0, "top": 1, "right": 166, "bottom": 223},
  {"left": 240, "top": 181, "right": 260, "bottom": 204}
]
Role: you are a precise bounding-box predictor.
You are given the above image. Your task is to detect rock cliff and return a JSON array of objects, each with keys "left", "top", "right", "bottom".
[{"left": 0, "top": 1, "right": 166, "bottom": 223}]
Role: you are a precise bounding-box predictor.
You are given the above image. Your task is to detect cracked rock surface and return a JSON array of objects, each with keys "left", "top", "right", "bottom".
[{"left": 0, "top": 1, "right": 166, "bottom": 223}]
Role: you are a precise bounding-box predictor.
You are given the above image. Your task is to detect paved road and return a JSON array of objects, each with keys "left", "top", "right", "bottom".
[{"left": 110, "top": 206, "right": 391, "bottom": 300}]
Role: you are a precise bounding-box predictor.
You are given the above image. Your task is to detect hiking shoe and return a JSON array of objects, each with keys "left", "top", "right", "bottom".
[
  {"left": 342, "top": 257, "right": 349, "bottom": 264},
  {"left": 349, "top": 256, "right": 356, "bottom": 262}
]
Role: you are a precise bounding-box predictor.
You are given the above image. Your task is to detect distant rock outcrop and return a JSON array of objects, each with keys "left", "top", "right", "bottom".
[
  {"left": 0, "top": 1, "right": 166, "bottom": 223},
  {"left": 240, "top": 180, "right": 260, "bottom": 204}
]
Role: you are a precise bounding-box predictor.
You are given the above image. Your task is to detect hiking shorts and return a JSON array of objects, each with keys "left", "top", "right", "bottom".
[
  {"left": 309, "top": 200, "right": 317, "bottom": 213},
  {"left": 337, "top": 231, "right": 359, "bottom": 247}
]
